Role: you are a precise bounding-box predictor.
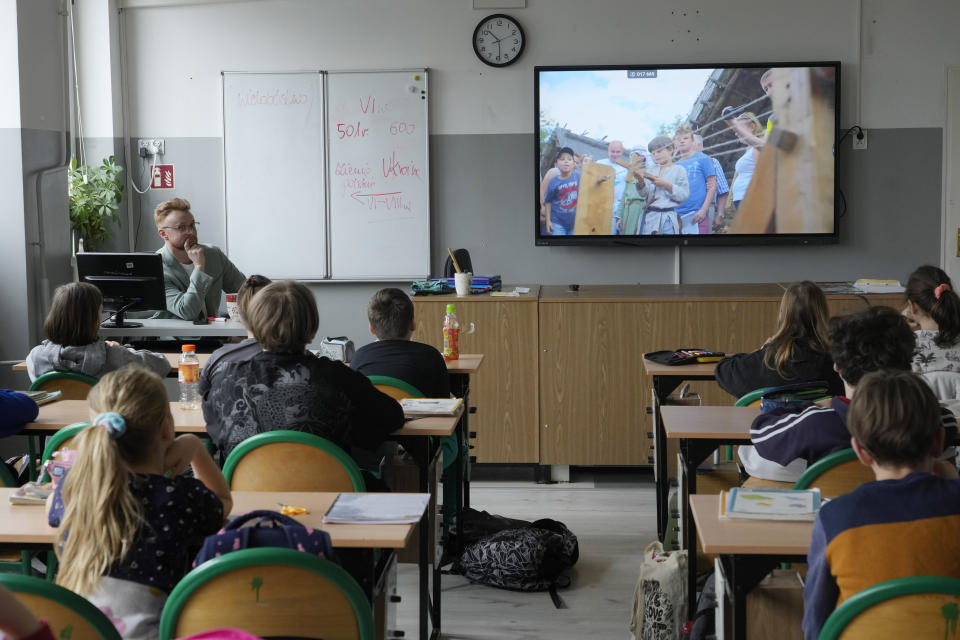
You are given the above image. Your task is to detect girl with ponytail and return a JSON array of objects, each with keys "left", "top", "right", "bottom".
[
  {"left": 48, "top": 366, "right": 231, "bottom": 639},
  {"left": 904, "top": 265, "right": 960, "bottom": 373}
]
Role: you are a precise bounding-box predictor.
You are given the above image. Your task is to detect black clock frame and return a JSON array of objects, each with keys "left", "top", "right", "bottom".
[{"left": 472, "top": 14, "right": 525, "bottom": 68}]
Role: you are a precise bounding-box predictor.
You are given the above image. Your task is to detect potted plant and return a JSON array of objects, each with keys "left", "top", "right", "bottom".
[{"left": 68, "top": 155, "right": 124, "bottom": 250}]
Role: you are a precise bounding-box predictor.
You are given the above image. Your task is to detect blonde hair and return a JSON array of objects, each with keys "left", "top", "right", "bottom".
[
  {"left": 762, "top": 281, "right": 832, "bottom": 377},
  {"left": 245, "top": 280, "right": 319, "bottom": 353},
  {"left": 55, "top": 367, "right": 169, "bottom": 595},
  {"left": 735, "top": 111, "right": 764, "bottom": 137},
  {"left": 154, "top": 197, "right": 191, "bottom": 226}
]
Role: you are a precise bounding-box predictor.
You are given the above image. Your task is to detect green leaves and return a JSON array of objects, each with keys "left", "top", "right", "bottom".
[{"left": 68, "top": 155, "right": 125, "bottom": 250}]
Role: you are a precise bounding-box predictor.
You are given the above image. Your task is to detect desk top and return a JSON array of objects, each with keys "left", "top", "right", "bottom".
[
  {"left": 642, "top": 358, "right": 718, "bottom": 378},
  {"left": 690, "top": 494, "right": 812, "bottom": 555},
  {"left": 0, "top": 489, "right": 414, "bottom": 549},
  {"left": 23, "top": 400, "right": 460, "bottom": 438},
  {"left": 99, "top": 318, "right": 249, "bottom": 338},
  {"left": 539, "top": 283, "right": 786, "bottom": 302},
  {"left": 661, "top": 405, "right": 758, "bottom": 440}
]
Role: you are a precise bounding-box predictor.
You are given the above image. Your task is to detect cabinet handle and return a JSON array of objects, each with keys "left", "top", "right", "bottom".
[{"left": 544, "top": 424, "right": 549, "bottom": 429}]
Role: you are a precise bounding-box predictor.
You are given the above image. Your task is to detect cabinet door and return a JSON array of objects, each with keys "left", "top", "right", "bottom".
[{"left": 413, "top": 299, "right": 539, "bottom": 463}]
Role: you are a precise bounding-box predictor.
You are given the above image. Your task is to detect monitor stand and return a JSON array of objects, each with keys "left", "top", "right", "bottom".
[{"left": 100, "top": 299, "right": 144, "bottom": 329}]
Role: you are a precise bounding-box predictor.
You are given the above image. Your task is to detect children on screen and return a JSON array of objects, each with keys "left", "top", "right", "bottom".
[
  {"left": 27, "top": 282, "right": 170, "bottom": 382},
  {"left": 541, "top": 146, "right": 581, "bottom": 236},
  {"left": 672, "top": 126, "right": 717, "bottom": 235},
  {"left": 637, "top": 135, "right": 689, "bottom": 235},
  {"left": 48, "top": 367, "right": 232, "bottom": 639},
  {"left": 803, "top": 370, "right": 960, "bottom": 639}
]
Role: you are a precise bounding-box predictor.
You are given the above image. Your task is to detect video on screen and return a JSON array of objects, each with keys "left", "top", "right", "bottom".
[{"left": 536, "top": 64, "right": 838, "bottom": 242}]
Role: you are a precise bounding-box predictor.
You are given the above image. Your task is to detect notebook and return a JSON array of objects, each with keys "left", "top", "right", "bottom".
[
  {"left": 322, "top": 493, "right": 430, "bottom": 524},
  {"left": 400, "top": 397, "right": 464, "bottom": 416},
  {"left": 20, "top": 390, "right": 62, "bottom": 406},
  {"left": 719, "top": 487, "right": 821, "bottom": 521}
]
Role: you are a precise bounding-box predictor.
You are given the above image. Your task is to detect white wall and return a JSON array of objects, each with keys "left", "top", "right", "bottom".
[
  {"left": 17, "top": 0, "right": 67, "bottom": 132},
  {"left": 0, "top": 0, "right": 22, "bottom": 128},
  {"left": 117, "top": 0, "right": 960, "bottom": 137},
  {"left": 74, "top": 0, "right": 119, "bottom": 138}
]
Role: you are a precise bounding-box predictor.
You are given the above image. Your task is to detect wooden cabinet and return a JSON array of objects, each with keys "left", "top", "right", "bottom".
[
  {"left": 538, "top": 285, "right": 783, "bottom": 465},
  {"left": 412, "top": 288, "right": 540, "bottom": 463}
]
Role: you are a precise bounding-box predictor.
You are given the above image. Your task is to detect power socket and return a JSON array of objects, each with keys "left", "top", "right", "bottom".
[
  {"left": 852, "top": 129, "right": 867, "bottom": 150},
  {"left": 137, "top": 138, "right": 164, "bottom": 156}
]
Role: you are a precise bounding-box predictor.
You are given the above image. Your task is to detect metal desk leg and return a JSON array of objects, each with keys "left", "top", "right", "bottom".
[
  {"left": 719, "top": 554, "right": 802, "bottom": 640},
  {"left": 651, "top": 374, "right": 683, "bottom": 544}
]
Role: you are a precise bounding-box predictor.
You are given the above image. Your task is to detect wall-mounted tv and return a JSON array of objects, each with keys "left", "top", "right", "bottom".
[{"left": 535, "top": 62, "right": 840, "bottom": 246}]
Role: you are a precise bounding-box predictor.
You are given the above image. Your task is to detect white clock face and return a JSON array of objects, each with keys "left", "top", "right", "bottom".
[{"left": 473, "top": 15, "right": 524, "bottom": 67}]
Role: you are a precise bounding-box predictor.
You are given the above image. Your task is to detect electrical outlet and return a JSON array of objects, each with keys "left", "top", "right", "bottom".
[
  {"left": 852, "top": 129, "right": 868, "bottom": 150},
  {"left": 137, "top": 138, "right": 164, "bottom": 156}
]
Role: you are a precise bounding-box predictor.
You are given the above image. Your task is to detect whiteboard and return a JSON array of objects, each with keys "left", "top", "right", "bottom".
[
  {"left": 223, "top": 71, "right": 327, "bottom": 279},
  {"left": 327, "top": 70, "right": 430, "bottom": 280}
]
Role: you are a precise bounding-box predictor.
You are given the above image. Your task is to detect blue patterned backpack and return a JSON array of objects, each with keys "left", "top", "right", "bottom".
[{"left": 193, "top": 510, "right": 337, "bottom": 568}]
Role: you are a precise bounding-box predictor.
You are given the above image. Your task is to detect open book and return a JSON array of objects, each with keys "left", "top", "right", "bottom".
[
  {"left": 719, "top": 487, "right": 821, "bottom": 521},
  {"left": 322, "top": 493, "right": 430, "bottom": 525},
  {"left": 9, "top": 482, "right": 53, "bottom": 506},
  {"left": 20, "top": 390, "right": 62, "bottom": 406},
  {"left": 399, "top": 397, "right": 463, "bottom": 416}
]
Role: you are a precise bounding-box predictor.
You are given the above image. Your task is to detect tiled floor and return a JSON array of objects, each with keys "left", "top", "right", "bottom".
[{"left": 395, "top": 467, "right": 656, "bottom": 639}]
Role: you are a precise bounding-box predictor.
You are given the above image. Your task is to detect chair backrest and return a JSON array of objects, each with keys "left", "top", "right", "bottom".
[
  {"left": 159, "top": 547, "right": 374, "bottom": 640},
  {"left": 442, "top": 248, "right": 472, "bottom": 277},
  {"left": 39, "top": 422, "right": 89, "bottom": 482},
  {"left": 734, "top": 386, "right": 773, "bottom": 407},
  {"left": 221, "top": 430, "right": 365, "bottom": 492},
  {"left": 819, "top": 575, "right": 960, "bottom": 639},
  {"left": 792, "top": 448, "right": 874, "bottom": 499},
  {"left": 367, "top": 375, "right": 424, "bottom": 400},
  {"left": 734, "top": 382, "right": 830, "bottom": 408},
  {"left": 29, "top": 371, "right": 98, "bottom": 400},
  {"left": 0, "top": 574, "right": 122, "bottom": 640}
]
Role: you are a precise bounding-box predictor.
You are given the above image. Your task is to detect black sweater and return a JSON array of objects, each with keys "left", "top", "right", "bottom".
[{"left": 714, "top": 343, "right": 844, "bottom": 400}]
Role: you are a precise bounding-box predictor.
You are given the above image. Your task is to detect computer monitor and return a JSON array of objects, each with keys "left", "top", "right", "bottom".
[{"left": 76, "top": 252, "right": 166, "bottom": 328}]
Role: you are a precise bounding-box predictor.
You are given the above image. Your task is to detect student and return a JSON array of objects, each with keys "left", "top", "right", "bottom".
[
  {"left": 154, "top": 197, "right": 246, "bottom": 321},
  {"left": 673, "top": 126, "right": 717, "bottom": 235},
  {"left": 49, "top": 367, "right": 231, "bottom": 639},
  {"left": 803, "top": 370, "right": 960, "bottom": 639},
  {"left": 542, "top": 147, "right": 581, "bottom": 236},
  {"left": 742, "top": 306, "right": 958, "bottom": 483},
  {"left": 26, "top": 282, "right": 170, "bottom": 382},
  {"left": 202, "top": 280, "right": 404, "bottom": 459},
  {"left": 199, "top": 274, "right": 272, "bottom": 396},
  {"left": 692, "top": 134, "right": 729, "bottom": 232},
  {"left": 902, "top": 265, "right": 960, "bottom": 373},
  {"left": 638, "top": 135, "right": 689, "bottom": 235},
  {"left": 350, "top": 287, "right": 450, "bottom": 398},
  {"left": 716, "top": 281, "right": 843, "bottom": 399},
  {"left": 0, "top": 390, "right": 38, "bottom": 437}
]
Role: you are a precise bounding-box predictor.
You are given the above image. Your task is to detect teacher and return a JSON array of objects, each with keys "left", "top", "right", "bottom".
[{"left": 154, "top": 197, "right": 246, "bottom": 321}]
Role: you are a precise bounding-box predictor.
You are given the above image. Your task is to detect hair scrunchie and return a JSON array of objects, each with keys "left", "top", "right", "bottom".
[
  {"left": 935, "top": 283, "right": 952, "bottom": 300},
  {"left": 94, "top": 412, "right": 127, "bottom": 439}
]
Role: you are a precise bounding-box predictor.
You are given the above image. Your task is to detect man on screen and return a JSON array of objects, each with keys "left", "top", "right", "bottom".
[
  {"left": 154, "top": 197, "right": 246, "bottom": 321},
  {"left": 595, "top": 140, "right": 629, "bottom": 235}
]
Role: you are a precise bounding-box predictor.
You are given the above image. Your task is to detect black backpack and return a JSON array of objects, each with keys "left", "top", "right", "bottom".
[{"left": 453, "top": 509, "right": 579, "bottom": 607}]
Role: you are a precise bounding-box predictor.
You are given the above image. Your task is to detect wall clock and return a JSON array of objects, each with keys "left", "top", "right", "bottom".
[{"left": 472, "top": 14, "right": 525, "bottom": 68}]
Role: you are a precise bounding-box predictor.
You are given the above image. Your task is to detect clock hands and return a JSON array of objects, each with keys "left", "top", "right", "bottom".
[{"left": 483, "top": 29, "right": 502, "bottom": 43}]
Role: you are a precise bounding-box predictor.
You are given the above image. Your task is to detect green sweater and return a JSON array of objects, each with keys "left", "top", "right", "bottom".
[{"left": 156, "top": 244, "right": 246, "bottom": 320}]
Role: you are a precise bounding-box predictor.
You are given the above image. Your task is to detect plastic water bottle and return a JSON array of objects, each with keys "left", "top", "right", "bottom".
[
  {"left": 442, "top": 303, "right": 460, "bottom": 361},
  {"left": 178, "top": 344, "right": 200, "bottom": 409}
]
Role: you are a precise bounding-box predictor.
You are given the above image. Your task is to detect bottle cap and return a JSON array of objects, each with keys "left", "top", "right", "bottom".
[
  {"left": 182, "top": 344, "right": 197, "bottom": 352},
  {"left": 445, "top": 303, "right": 456, "bottom": 313}
]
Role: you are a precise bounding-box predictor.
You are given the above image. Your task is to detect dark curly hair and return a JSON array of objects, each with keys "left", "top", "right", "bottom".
[
  {"left": 828, "top": 306, "right": 916, "bottom": 386},
  {"left": 905, "top": 265, "right": 960, "bottom": 347}
]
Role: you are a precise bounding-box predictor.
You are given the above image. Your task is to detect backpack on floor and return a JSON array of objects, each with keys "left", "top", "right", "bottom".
[
  {"left": 455, "top": 517, "right": 579, "bottom": 607},
  {"left": 193, "top": 510, "right": 337, "bottom": 568}
]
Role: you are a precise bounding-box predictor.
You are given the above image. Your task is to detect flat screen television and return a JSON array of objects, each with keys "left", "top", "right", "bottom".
[
  {"left": 535, "top": 62, "right": 840, "bottom": 246},
  {"left": 77, "top": 252, "right": 166, "bottom": 328}
]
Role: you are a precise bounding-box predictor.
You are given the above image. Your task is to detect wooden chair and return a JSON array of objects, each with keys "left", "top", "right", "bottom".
[
  {"left": 0, "top": 574, "right": 122, "bottom": 640},
  {"left": 819, "top": 575, "right": 960, "bottom": 639},
  {"left": 221, "top": 430, "right": 366, "bottom": 492},
  {"left": 159, "top": 547, "right": 374, "bottom": 640},
  {"left": 792, "top": 448, "right": 874, "bottom": 499},
  {"left": 367, "top": 375, "right": 424, "bottom": 400},
  {"left": 29, "top": 371, "right": 98, "bottom": 400}
]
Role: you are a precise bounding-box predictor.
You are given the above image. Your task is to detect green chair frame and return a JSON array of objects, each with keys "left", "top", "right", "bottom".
[
  {"left": 39, "top": 422, "right": 89, "bottom": 483},
  {"left": 0, "top": 573, "right": 123, "bottom": 640},
  {"left": 29, "top": 371, "right": 99, "bottom": 392},
  {"left": 366, "top": 375, "right": 424, "bottom": 399},
  {"left": 222, "top": 430, "right": 366, "bottom": 492},
  {"left": 793, "top": 448, "right": 860, "bottom": 490},
  {"left": 819, "top": 575, "right": 960, "bottom": 639},
  {"left": 158, "top": 547, "right": 375, "bottom": 640}
]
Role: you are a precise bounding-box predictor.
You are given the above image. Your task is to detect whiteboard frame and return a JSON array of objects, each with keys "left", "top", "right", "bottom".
[
  {"left": 221, "top": 70, "right": 328, "bottom": 279},
  {"left": 221, "top": 68, "right": 430, "bottom": 283},
  {"left": 324, "top": 68, "right": 431, "bottom": 281}
]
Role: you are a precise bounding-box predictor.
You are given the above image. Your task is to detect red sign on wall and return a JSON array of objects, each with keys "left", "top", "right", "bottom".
[{"left": 152, "top": 164, "right": 174, "bottom": 189}]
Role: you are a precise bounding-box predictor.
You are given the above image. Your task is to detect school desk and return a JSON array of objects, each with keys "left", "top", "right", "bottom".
[
  {"left": 690, "top": 494, "right": 809, "bottom": 640},
  {"left": 642, "top": 357, "right": 718, "bottom": 544},
  {"left": 98, "top": 317, "right": 249, "bottom": 338},
  {"left": 661, "top": 404, "right": 759, "bottom": 618}
]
